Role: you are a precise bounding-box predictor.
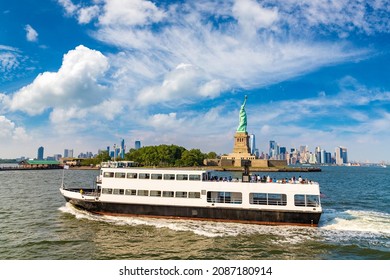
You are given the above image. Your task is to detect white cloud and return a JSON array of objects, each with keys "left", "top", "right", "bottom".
[
  {"left": 0, "top": 46, "right": 20, "bottom": 81},
  {"left": 0, "top": 115, "right": 29, "bottom": 141},
  {"left": 98, "top": 0, "right": 166, "bottom": 26},
  {"left": 232, "top": 0, "right": 279, "bottom": 35},
  {"left": 6, "top": 45, "right": 109, "bottom": 115},
  {"left": 58, "top": 0, "right": 78, "bottom": 15},
  {"left": 78, "top": 5, "right": 100, "bottom": 24},
  {"left": 25, "top": 24, "right": 38, "bottom": 42},
  {"left": 137, "top": 63, "right": 225, "bottom": 105}
]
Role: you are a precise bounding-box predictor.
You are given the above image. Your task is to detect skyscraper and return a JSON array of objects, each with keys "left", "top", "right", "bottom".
[
  {"left": 279, "top": 146, "right": 286, "bottom": 160},
  {"left": 64, "top": 149, "right": 74, "bottom": 158},
  {"left": 120, "top": 139, "right": 125, "bottom": 159},
  {"left": 135, "top": 140, "right": 141, "bottom": 150},
  {"left": 335, "top": 146, "right": 348, "bottom": 165},
  {"left": 249, "top": 134, "right": 256, "bottom": 155},
  {"left": 269, "top": 140, "right": 278, "bottom": 159},
  {"left": 37, "top": 146, "right": 44, "bottom": 160}
]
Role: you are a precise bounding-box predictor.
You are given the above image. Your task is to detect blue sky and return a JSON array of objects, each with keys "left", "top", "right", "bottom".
[{"left": 1, "top": 0, "right": 390, "bottom": 162}]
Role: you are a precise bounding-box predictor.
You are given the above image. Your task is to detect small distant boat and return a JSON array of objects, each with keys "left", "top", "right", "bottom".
[
  {"left": 60, "top": 161, "right": 323, "bottom": 227},
  {"left": 380, "top": 164, "right": 387, "bottom": 168}
]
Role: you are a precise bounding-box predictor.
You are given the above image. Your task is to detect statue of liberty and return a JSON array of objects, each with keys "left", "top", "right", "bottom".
[{"left": 237, "top": 95, "right": 248, "bottom": 132}]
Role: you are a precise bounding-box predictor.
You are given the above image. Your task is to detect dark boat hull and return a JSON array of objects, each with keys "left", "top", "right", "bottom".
[{"left": 65, "top": 197, "right": 321, "bottom": 227}]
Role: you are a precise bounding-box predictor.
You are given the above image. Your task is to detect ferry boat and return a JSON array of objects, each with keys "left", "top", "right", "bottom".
[{"left": 60, "top": 161, "right": 322, "bottom": 226}]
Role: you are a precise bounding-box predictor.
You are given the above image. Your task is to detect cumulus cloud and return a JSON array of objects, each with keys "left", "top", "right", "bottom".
[
  {"left": 25, "top": 24, "right": 38, "bottom": 42},
  {"left": 232, "top": 0, "right": 279, "bottom": 34},
  {"left": 5, "top": 45, "right": 109, "bottom": 115},
  {"left": 137, "top": 63, "right": 225, "bottom": 105},
  {"left": 57, "top": 0, "right": 99, "bottom": 24},
  {"left": 98, "top": 0, "right": 165, "bottom": 26},
  {"left": 0, "top": 115, "right": 29, "bottom": 140}
]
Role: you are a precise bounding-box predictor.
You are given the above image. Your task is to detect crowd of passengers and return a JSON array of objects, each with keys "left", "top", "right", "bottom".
[{"left": 209, "top": 175, "right": 314, "bottom": 184}]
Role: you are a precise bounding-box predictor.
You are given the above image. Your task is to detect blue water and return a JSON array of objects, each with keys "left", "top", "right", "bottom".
[{"left": 0, "top": 166, "right": 389, "bottom": 259}]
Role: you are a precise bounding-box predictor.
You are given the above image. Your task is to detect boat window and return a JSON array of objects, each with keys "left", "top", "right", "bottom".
[
  {"left": 250, "top": 193, "right": 287, "bottom": 206},
  {"left": 175, "top": 191, "right": 187, "bottom": 198},
  {"left": 189, "top": 174, "right": 201, "bottom": 181},
  {"left": 113, "top": 189, "right": 124, "bottom": 195},
  {"left": 103, "top": 172, "right": 114, "bottom": 178},
  {"left": 163, "top": 174, "right": 175, "bottom": 180},
  {"left": 139, "top": 173, "right": 150, "bottom": 179},
  {"left": 267, "top": 194, "right": 287, "bottom": 206},
  {"left": 127, "top": 173, "right": 137, "bottom": 179},
  {"left": 115, "top": 172, "right": 126, "bottom": 178},
  {"left": 306, "top": 195, "right": 320, "bottom": 207},
  {"left": 207, "top": 191, "right": 242, "bottom": 204},
  {"left": 125, "top": 189, "right": 136, "bottom": 195},
  {"left": 137, "top": 190, "right": 149, "bottom": 196},
  {"left": 294, "top": 195, "right": 306, "bottom": 206},
  {"left": 163, "top": 191, "right": 174, "bottom": 197},
  {"left": 150, "top": 190, "right": 161, "bottom": 197},
  {"left": 249, "top": 193, "right": 267, "bottom": 205},
  {"left": 295, "top": 194, "right": 320, "bottom": 207},
  {"left": 102, "top": 188, "right": 113, "bottom": 194},
  {"left": 151, "top": 174, "right": 162, "bottom": 180},
  {"left": 176, "top": 174, "right": 188, "bottom": 180},
  {"left": 188, "top": 192, "right": 201, "bottom": 198}
]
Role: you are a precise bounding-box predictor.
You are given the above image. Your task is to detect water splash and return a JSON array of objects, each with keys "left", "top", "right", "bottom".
[{"left": 320, "top": 209, "right": 390, "bottom": 235}]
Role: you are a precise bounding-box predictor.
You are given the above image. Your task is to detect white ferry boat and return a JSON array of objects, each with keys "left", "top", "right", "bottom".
[{"left": 60, "top": 161, "right": 322, "bottom": 226}]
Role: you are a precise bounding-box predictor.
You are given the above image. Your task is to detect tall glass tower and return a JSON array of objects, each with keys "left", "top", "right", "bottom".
[
  {"left": 249, "top": 134, "right": 256, "bottom": 155},
  {"left": 120, "top": 139, "right": 125, "bottom": 159},
  {"left": 269, "top": 140, "right": 278, "bottom": 159},
  {"left": 37, "top": 146, "right": 44, "bottom": 160}
]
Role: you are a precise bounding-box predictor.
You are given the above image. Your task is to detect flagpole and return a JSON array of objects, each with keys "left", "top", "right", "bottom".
[
  {"left": 61, "top": 165, "right": 69, "bottom": 188},
  {"left": 61, "top": 167, "right": 65, "bottom": 188}
]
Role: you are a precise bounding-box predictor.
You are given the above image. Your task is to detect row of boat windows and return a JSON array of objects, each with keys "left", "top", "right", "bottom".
[
  {"left": 101, "top": 188, "right": 201, "bottom": 198},
  {"left": 103, "top": 172, "right": 202, "bottom": 181},
  {"left": 100, "top": 188, "right": 319, "bottom": 207}
]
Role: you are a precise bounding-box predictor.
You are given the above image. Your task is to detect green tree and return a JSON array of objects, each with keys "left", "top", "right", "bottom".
[
  {"left": 124, "top": 144, "right": 215, "bottom": 167},
  {"left": 207, "top": 151, "right": 218, "bottom": 159}
]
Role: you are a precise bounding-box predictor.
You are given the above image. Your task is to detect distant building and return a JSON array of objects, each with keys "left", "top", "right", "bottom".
[
  {"left": 249, "top": 134, "right": 256, "bottom": 156},
  {"left": 279, "top": 146, "right": 286, "bottom": 160},
  {"left": 53, "top": 154, "right": 62, "bottom": 161},
  {"left": 135, "top": 141, "right": 141, "bottom": 150},
  {"left": 64, "top": 149, "right": 74, "bottom": 158},
  {"left": 37, "top": 146, "right": 44, "bottom": 160},
  {"left": 269, "top": 140, "right": 278, "bottom": 159},
  {"left": 335, "top": 146, "right": 348, "bottom": 165},
  {"left": 120, "top": 139, "right": 125, "bottom": 159}
]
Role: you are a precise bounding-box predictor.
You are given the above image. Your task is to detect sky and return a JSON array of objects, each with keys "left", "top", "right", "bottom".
[{"left": 1, "top": 0, "right": 390, "bottom": 163}]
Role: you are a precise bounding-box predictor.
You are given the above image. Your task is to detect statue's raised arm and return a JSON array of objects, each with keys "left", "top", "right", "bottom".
[{"left": 236, "top": 95, "right": 248, "bottom": 132}]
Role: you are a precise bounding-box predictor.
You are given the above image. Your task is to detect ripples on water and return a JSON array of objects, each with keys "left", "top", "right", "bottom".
[{"left": 0, "top": 166, "right": 389, "bottom": 260}]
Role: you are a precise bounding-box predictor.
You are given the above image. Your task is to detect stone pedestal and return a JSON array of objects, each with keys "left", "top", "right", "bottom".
[
  {"left": 233, "top": 132, "right": 251, "bottom": 154},
  {"left": 221, "top": 132, "right": 255, "bottom": 167}
]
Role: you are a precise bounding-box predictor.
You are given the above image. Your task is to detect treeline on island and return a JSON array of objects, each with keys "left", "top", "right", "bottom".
[{"left": 81, "top": 144, "right": 218, "bottom": 167}]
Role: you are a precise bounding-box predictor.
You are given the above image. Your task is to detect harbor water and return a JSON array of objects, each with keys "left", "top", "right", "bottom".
[{"left": 0, "top": 165, "right": 389, "bottom": 260}]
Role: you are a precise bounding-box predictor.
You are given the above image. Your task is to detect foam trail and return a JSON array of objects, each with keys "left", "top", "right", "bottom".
[{"left": 320, "top": 209, "right": 390, "bottom": 235}]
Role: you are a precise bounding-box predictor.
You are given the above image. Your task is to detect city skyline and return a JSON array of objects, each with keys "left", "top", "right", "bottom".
[
  {"left": 1, "top": 1, "right": 390, "bottom": 162},
  {"left": 6, "top": 137, "right": 358, "bottom": 166}
]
